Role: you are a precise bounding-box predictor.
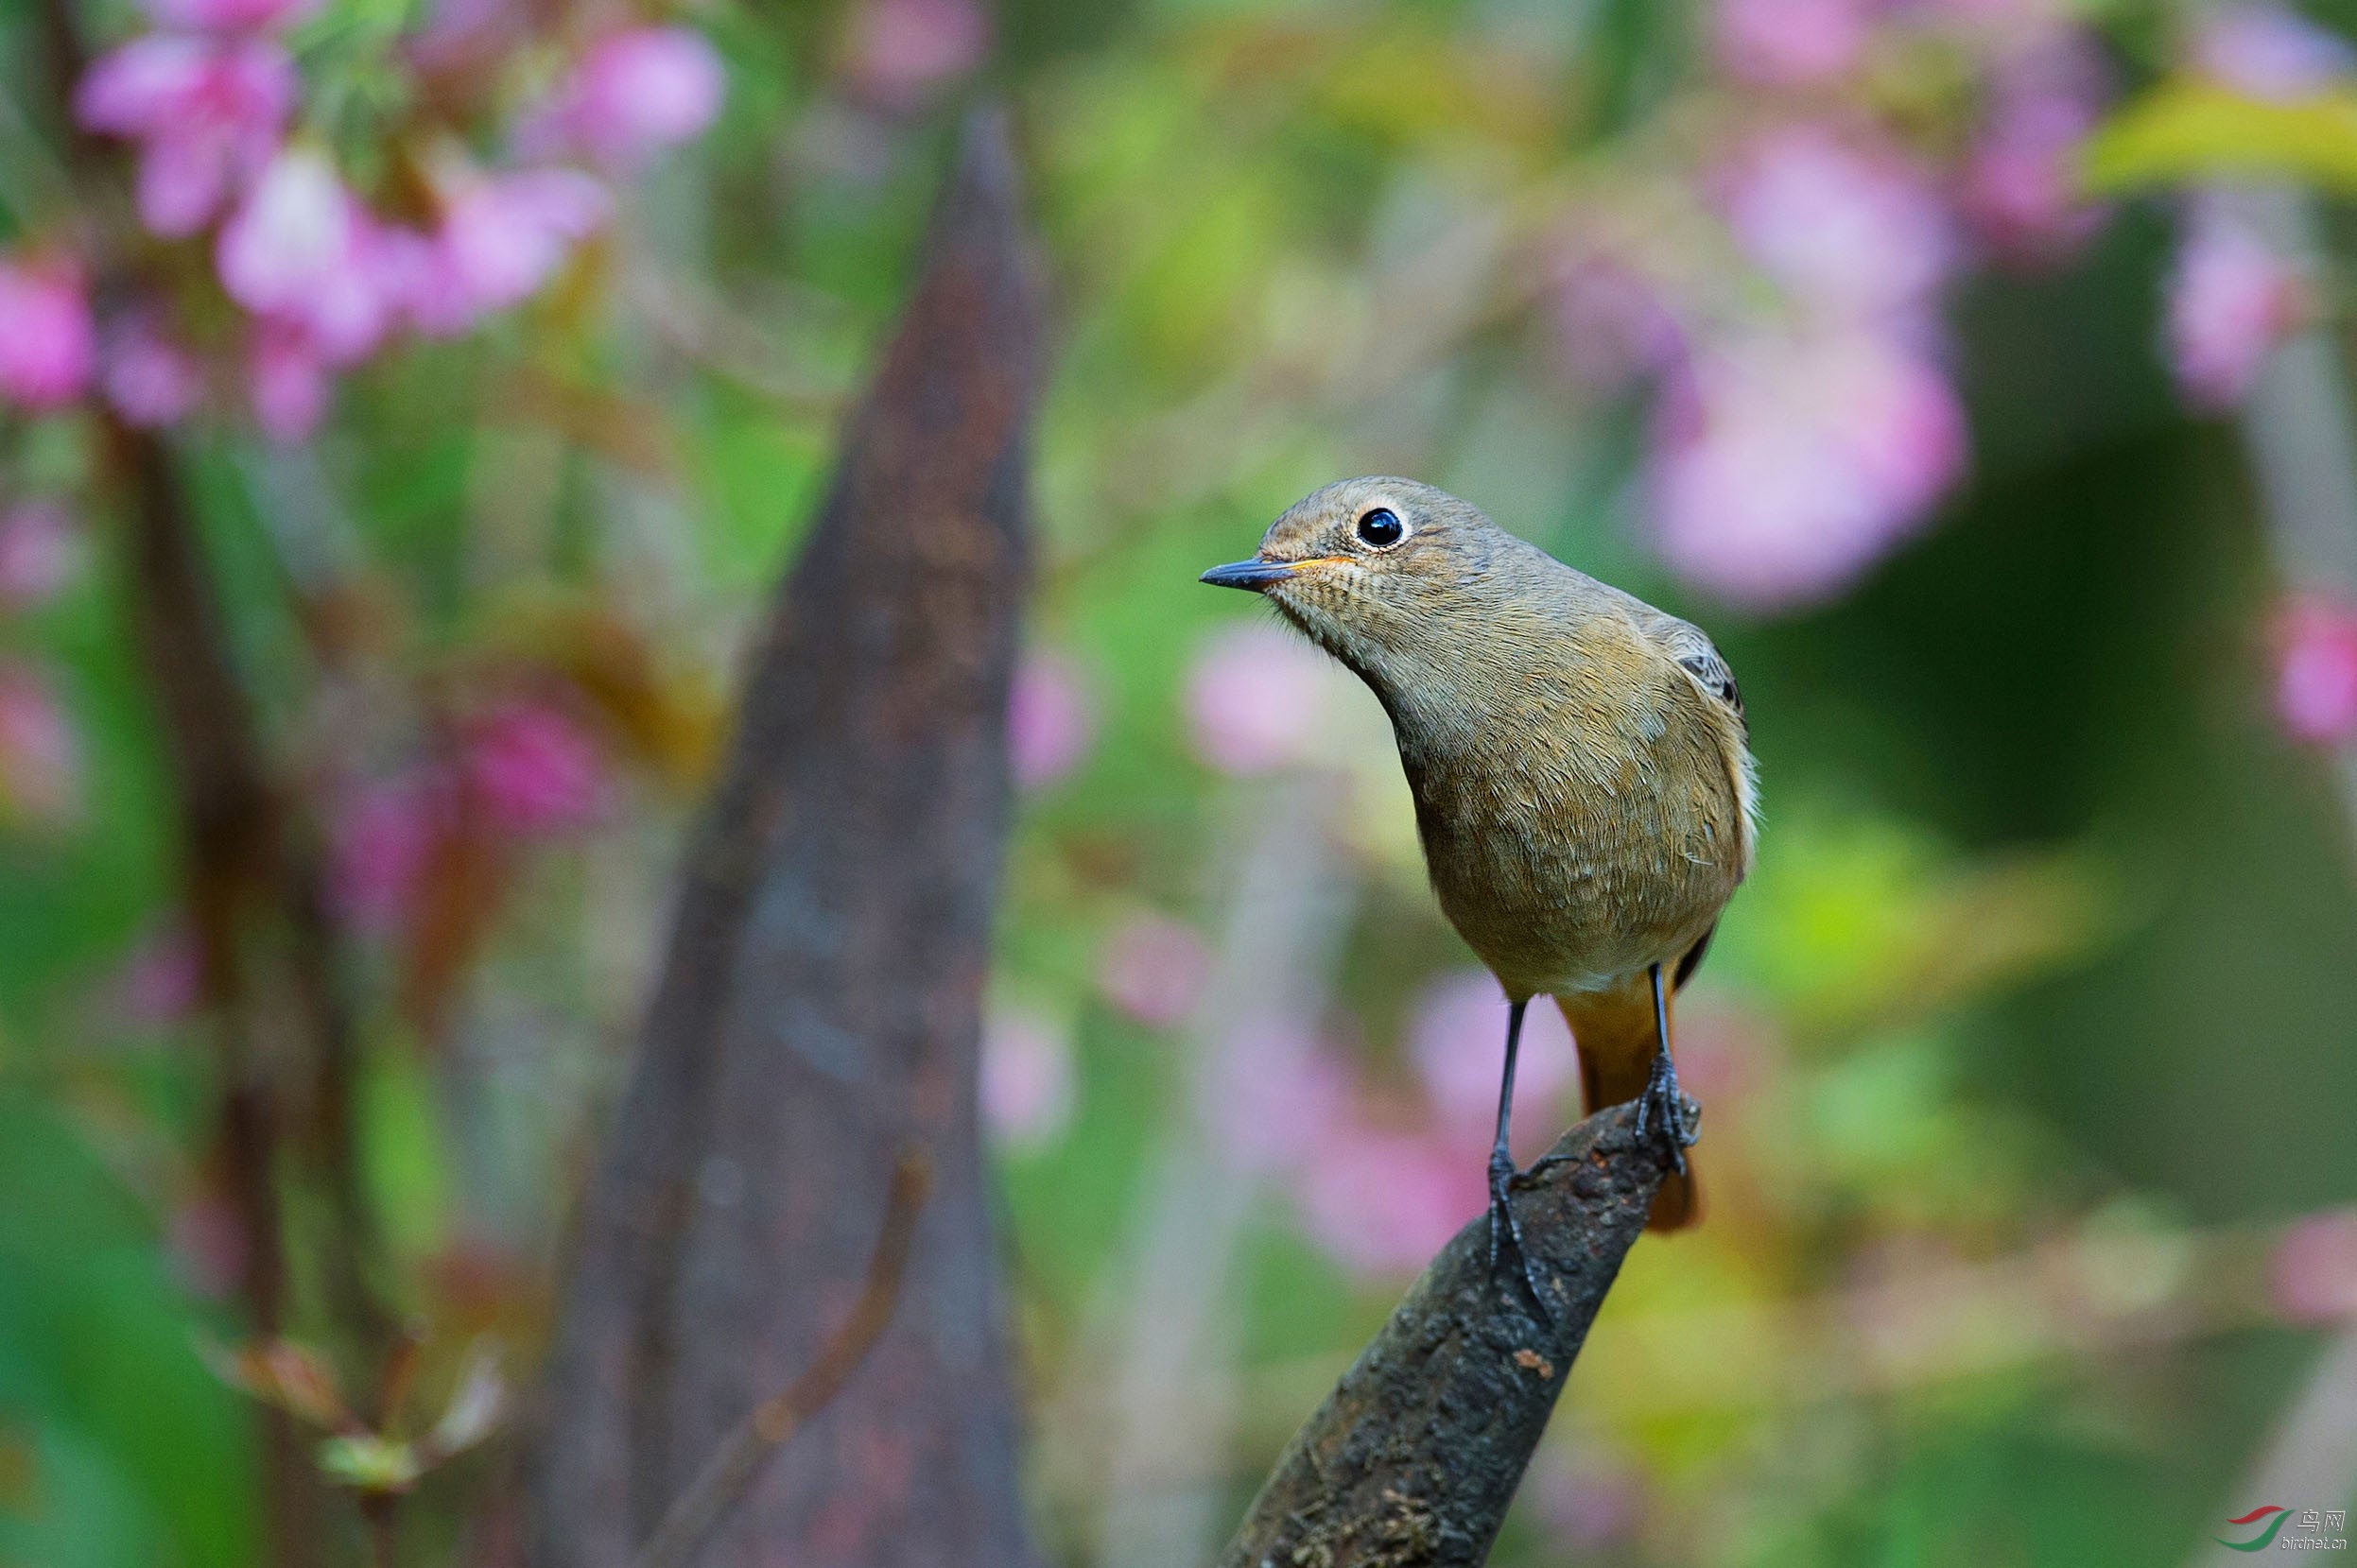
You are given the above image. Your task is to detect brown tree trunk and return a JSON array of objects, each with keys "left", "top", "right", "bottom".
[{"left": 529, "top": 110, "right": 1046, "bottom": 1568}]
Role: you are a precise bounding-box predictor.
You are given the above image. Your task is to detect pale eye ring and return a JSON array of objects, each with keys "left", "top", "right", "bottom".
[{"left": 1354, "top": 507, "right": 1406, "bottom": 549}]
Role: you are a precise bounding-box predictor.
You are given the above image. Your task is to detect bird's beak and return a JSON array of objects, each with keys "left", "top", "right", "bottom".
[{"left": 1199, "top": 558, "right": 1299, "bottom": 592}]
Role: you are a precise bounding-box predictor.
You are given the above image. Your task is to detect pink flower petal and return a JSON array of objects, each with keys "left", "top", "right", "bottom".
[
  {"left": 78, "top": 36, "right": 295, "bottom": 237},
  {"left": 0, "top": 253, "right": 95, "bottom": 411},
  {"left": 1407, "top": 970, "right": 1577, "bottom": 1149},
  {"left": 1095, "top": 912, "right": 1211, "bottom": 1028},
  {"left": 104, "top": 312, "right": 205, "bottom": 427},
  {"left": 2166, "top": 199, "right": 2306, "bottom": 409},
  {"left": 2271, "top": 1208, "right": 2357, "bottom": 1323},
  {"left": 1650, "top": 326, "right": 1967, "bottom": 610},
  {"left": 331, "top": 775, "right": 442, "bottom": 930},
  {"left": 1711, "top": 0, "right": 1873, "bottom": 86},
  {"left": 115, "top": 927, "right": 202, "bottom": 1025},
  {"left": 2273, "top": 592, "right": 2357, "bottom": 746},
  {"left": 1206, "top": 1019, "right": 1350, "bottom": 1172},
  {"left": 980, "top": 1005, "right": 1075, "bottom": 1147},
  {"left": 430, "top": 167, "right": 609, "bottom": 317},
  {"left": 77, "top": 35, "right": 211, "bottom": 133},
  {"left": 144, "top": 0, "right": 320, "bottom": 31},
  {"left": 461, "top": 699, "right": 607, "bottom": 836},
  {"left": 217, "top": 149, "right": 381, "bottom": 350},
  {"left": 2194, "top": 3, "right": 2355, "bottom": 102},
  {"left": 0, "top": 503, "right": 83, "bottom": 610},
  {"left": 1722, "top": 125, "right": 1955, "bottom": 320},
  {"left": 841, "top": 0, "right": 988, "bottom": 109},
  {"left": 1008, "top": 648, "right": 1095, "bottom": 790},
  {"left": 1184, "top": 621, "right": 1344, "bottom": 776},
  {"left": 1959, "top": 38, "right": 2111, "bottom": 265},
  {"left": 249, "top": 320, "right": 329, "bottom": 441},
  {"left": 1291, "top": 1120, "right": 1484, "bottom": 1277},
  {"left": 1549, "top": 254, "right": 1686, "bottom": 395},
  {"left": 522, "top": 26, "right": 725, "bottom": 169}
]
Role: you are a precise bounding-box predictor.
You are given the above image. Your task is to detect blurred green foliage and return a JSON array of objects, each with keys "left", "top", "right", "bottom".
[{"left": 5, "top": 0, "right": 2357, "bottom": 1563}]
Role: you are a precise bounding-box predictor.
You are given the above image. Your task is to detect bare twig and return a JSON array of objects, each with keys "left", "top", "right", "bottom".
[
  {"left": 1217, "top": 1103, "right": 1675, "bottom": 1568},
  {"left": 628, "top": 1152, "right": 936, "bottom": 1568}
]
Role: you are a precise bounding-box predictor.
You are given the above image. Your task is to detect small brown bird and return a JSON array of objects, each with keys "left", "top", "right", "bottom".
[{"left": 1202, "top": 478, "right": 1755, "bottom": 1284}]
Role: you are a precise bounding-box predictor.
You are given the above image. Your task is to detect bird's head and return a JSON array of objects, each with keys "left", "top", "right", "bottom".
[{"left": 1199, "top": 476, "right": 1504, "bottom": 681}]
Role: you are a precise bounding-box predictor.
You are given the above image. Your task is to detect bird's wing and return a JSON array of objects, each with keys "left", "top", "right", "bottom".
[{"left": 1649, "top": 615, "right": 1745, "bottom": 738}]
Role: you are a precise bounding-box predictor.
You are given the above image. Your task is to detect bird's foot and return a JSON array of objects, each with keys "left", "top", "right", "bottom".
[
  {"left": 1510, "top": 1150, "right": 1574, "bottom": 1190},
  {"left": 1486, "top": 1150, "right": 1552, "bottom": 1320},
  {"left": 1633, "top": 1047, "right": 1700, "bottom": 1173}
]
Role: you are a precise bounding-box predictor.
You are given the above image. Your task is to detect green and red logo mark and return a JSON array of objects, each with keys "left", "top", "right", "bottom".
[{"left": 2218, "top": 1507, "right": 2294, "bottom": 1551}]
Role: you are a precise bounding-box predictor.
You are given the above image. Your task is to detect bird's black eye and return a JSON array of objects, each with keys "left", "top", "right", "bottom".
[{"left": 1354, "top": 507, "right": 1405, "bottom": 549}]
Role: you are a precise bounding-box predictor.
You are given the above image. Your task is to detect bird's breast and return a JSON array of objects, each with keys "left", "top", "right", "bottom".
[{"left": 1397, "top": 689, "right": 1744, "bottom": 997}]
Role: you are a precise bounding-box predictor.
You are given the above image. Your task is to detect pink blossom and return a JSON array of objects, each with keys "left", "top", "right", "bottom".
[
  {"left": 2272, "top": 592, "right": 2357, "bottom": 745},
  {"left": 2273, "top": 1209, "right": 2357, "bottom": 1322},
  {"left": 397, "top": 165, "right": 609, "bottom": 334},
  {"left": 1095, "top": 911, "right": 1210, "bottom": 1028},
  {"left": 248, "top": 320, "right": 329, "bottom": 441},
  {"left": 1407, "top": 971, "right": 1577, "bottom": 1152},
  {"left": 1291, "top": 1120, "right": 1483, "bottom": 1277},
  {"left": 1722, "top": 126, "right": 1954, "bottom": 321},
  {"left": 520, "top": 26, "right": 724, "bottom": 169},
  {"left": 1650, "top": 327, "right": 1967, "bottom": 609},
  {"left": 0, "top": 503, "right": 82, "bottom": 610},
  {"left": 76, "top": 34, "right": 295, "bottom": 237},
  {"left": 0, "top": 253, "right": 95, "bottom": 411},
  {"left": 104, "top": 312, "right": 205, "bottom": 428},
  {"left": 1711, "top": 0, "right": 1874, "bottom": 86},
  {"left": 1531, "top": 1445, "right": 1651, "bottom": 1551},
  {"left": 980, "top": 1005, "right": 1075, "bottom": 1147},
  {"left": 1549, "top": 255, "right": 1685, "bottom": 395},
  {"left": 145, "top": 0, "right": 319, "bottom": 32},
  {"left": 113, "top": 926, "right": 201, "bottom": 1025},
  {"left": 330, "top": 776, "right": 441, "bottom": 929},
  {"left": 840, "top": 0, "right": 989, "bottom": 109},
  {"left": 217, "top": 148, "right": 401, "bottom": 364},
  {"left": 2166, "top": 202, "right": 2306, "bottom": 409},
  {"left": 1008, "top": 648, "right": 1095, "bottom": 790},
  {"left": 1960, "top": 40, "right": 2109, "bottom": 264},
  {"left": 461, "top": 700, "right": 607, "bottom": 836},
  {"left": 0, "top": 662, "right": 81, "bottom": 826},
  {"left": 1205, "top": 1019, "right": 1351, "bottom": 1172},
  {"left": 1660, "top": 996, "right": 1779, "bottom": 1109},
  {"left": 1184, "top": 620, "right": 1343, "bottom": 775},
  {"left": 2193, "top": 4, "right": 2355, "bottom": 102}
]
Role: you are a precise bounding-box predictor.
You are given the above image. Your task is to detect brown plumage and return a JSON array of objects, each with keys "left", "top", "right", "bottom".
[{"left": 1202, "top": 477, "right": 1755, "bottom": 1258}]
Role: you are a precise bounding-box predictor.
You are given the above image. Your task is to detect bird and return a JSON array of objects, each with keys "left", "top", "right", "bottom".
[{"left": 1200, "top": 477, "right": 1755, "bottom": 1292}]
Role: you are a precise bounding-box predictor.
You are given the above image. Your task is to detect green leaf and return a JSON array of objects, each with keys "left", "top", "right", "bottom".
[{"left": 2083, "top": 79, "right": 2357, "bottom": 194}]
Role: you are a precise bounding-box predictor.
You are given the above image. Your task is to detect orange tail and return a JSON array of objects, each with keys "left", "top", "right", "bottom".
[{"left": 1556, "top": 984, "right": 1700, "bottom": 1232}]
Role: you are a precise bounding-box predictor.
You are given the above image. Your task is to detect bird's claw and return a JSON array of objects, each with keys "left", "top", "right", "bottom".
[
  {"left": 1633, "top": 1046, "right": 1700, "bottom": 1173},
  {"left": 1509, "top": 1151, "right": 1573, "bottom": 1191},
  {"left": 1486, "top": 1152, "right": 1553, "bottom": 1321}
]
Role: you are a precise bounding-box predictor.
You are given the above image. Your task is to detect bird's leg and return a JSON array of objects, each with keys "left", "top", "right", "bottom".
[
  {"left": 1633, "top": 961, "right": 1698, "bottom": 1169},
  {"left": 1486, "top": 997, "right": 1550, "bottom": 1316}
]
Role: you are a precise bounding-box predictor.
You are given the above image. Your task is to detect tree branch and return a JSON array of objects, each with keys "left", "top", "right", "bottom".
[{"left": 1216, "top": 1103, "right": 1677, "bottom": 1568}]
